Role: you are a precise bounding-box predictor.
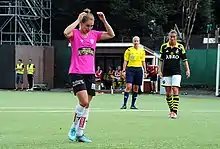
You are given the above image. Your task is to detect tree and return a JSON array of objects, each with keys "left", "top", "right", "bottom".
[
  {"left": 181, "top": 0, "right": 200, "bottom": 49},
  {"left": 50, "top": 0, "right": 217, "bottom": 43},
  {"left": 109, "top": 0, "right": 168, "bottom": 41},
  {"left": 194, "top": 0, "right": 214, "bottom": 34},
  {"left": 213, "top": 0, "right": 220, "bottom": 24},
  {"left": 109, "top": 0, "right": 131, "bottom": 40}
]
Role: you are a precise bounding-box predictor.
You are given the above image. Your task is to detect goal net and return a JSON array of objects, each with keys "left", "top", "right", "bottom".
[{"left": 215, "top": 44, "right": 220, "bottom": 97}]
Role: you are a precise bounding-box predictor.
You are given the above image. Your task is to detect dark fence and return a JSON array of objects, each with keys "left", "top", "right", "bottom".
[
  {"left": 0, "top": 44, "right": 15, "bottom": 89},
  {"left": 0, "top": 45, "right": 54, "bottom": 89}
]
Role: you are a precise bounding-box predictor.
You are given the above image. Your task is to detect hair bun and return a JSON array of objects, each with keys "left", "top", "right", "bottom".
[{"left": 83, "top": 8, "right": 91, "bottom": 13}]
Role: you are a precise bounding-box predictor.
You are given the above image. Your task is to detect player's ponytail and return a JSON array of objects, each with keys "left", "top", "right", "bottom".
[
  {"left": 168, "top": 30, "right": 177, "bottom": 37},
  {"left": 82, "top": 8, "right": 94, "bottom": 23},
  {"left": 83, "top": 8, "right": 91, "bottom": 13}
]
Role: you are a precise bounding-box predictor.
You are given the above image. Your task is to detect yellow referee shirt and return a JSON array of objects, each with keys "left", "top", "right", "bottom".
[{"left": 124, "top": 47, "right": 146, "bottom": 67}]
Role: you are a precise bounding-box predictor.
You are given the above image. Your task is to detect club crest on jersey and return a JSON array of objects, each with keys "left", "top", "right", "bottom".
[
  {"left": 90, "top": 39, "right": 94, "bottom": 44},
  {"left": 130, "top": 55, "right": 135, "bottom": 60},
  {"left": 176, "top": 49, "right": 179, "bottom": 54}
]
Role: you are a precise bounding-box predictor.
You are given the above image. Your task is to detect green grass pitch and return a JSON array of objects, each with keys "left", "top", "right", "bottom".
[{"left": 0, "top": 91, "right": 220, "bottom": 149}]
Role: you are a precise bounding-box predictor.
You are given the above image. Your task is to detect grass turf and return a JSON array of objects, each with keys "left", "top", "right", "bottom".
[{"left": 0, "top": 91, "right": 220, "bottom": 149}]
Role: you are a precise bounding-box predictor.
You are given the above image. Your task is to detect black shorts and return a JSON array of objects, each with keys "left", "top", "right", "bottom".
[
  {"left": 150, "top": 74, "right": 157, "bottom": 82},
  {"left": 69, "top": 74, "right": 96, "bottom": 96},
  {"left": 126, "top": 67, "right": 143, "bottom": 85}
]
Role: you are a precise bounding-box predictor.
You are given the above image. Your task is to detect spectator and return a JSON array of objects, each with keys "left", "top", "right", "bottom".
[
  {"left": 26, "top": 59, "right": 35, "bottom": 91},
  {"left": 148, "top": 64, "right": 158, "bottom": 93},
  {"left": 114, "top": 66, "right": 122, "bottom": 89},
  {"left": 15, "top": 59, "right": 24, "bottom": 91},
  {"left": 95, "top": 66, "right": 102, "bottom": 82}
]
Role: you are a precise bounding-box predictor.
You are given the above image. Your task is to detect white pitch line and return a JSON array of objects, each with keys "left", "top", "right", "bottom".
[
  {"left": 0, "top": 110, "right": 71, "bottom": 113},
  {"left": 0, "top": 109, "right": 167, "bottom": 113},
  {"left": 0, "top": 107, "right": 101, "bottom": 110},
  {"left": 0, "top": 109, "right": 220, "bottom": 113}
]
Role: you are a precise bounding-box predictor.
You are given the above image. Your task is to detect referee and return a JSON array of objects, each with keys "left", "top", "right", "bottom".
[
  {"left": 121, "top": 36, "right": 147, "bottom": 109},
  {"left": 15, "top": 59, "right": 24, "bottom": 91},
  {"left": 158, "top": 30, "right": 190, "bottom": 119}
]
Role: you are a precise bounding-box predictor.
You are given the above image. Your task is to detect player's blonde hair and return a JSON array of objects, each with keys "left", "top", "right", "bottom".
[
  {"left": 168, "top": 30, "right": 178, "bottom": 37},
  {"left": 132, "top": 36, "right": 140, "bottom": 42},
  {"left": 81, "top": 8, "right": 94, "bottom": 23}
]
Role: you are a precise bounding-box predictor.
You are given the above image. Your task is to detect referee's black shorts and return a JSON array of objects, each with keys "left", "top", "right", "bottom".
[{"left": 126, "top": 67, "right": 143, "bottom": 85}]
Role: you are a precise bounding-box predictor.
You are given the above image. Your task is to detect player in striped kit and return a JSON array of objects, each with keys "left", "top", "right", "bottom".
[{"left": 158, "top": 30, "right": 190, "bottom": 119}]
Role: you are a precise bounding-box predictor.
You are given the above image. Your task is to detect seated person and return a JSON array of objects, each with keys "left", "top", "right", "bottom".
[
  {"left": 95, "top": 66, "right": 103, "bottom": 90},
  {"left": 95, "top": 66, "right": 103, "bottom": 82},
  {"left": 114, "top": 66, "right": 122, "bottom": 89},
  {"left": 104, "top": 66, "right": 115, "bottom": 89},
  {"left": 147, "top": 64, "right": 158, "bottom": 93},
  {"left": 108, "top": 66, "right": 115, "bottom": 80}
]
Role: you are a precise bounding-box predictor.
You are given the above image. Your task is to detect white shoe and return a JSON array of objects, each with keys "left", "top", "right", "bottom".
[
  {"left": 170, "top": 112, "right": 177, "bottom": 119},
  {"left": 26, "top": 88, "right": 33, "bottom": 91},
  {"left": 168, "top": 112, "right": 172, "bottom": 118}
]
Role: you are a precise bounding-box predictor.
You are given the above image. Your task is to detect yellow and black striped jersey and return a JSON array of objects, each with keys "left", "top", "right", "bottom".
[{"left": 160, "top": 42, "right": 187, "bottom": 76}]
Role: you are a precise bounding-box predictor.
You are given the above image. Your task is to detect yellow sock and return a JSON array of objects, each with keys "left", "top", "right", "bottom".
[
  {"left": 166, "top": 95, "right": 173, "bottom": 112},
  {"left": 173, "top": 95, "right": 180, "bottom": 114}
]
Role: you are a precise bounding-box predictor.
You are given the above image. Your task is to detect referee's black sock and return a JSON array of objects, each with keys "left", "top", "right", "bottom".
[
  {"left": 166, "top": 95, "right": 173, "bottom": 112},
  {"left": 131, "top": 92, "right": 138, "bottom": 107},
  {"left": 123, "top": 92, "right": 129, "bottom": 106},
  {"left": 172, "top": 95, "right": 179, "bottom": 114}
]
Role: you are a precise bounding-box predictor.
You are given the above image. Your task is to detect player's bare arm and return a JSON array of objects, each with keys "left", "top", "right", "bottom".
[
  {"left": 180, "top": 44, "right": 190, "bottom": 78},
  {"left": 63, "top": 12, "right": 87, "bottom": 39},
  {"left": 142, "top": 61, "right": 147, "bottom": 72},
  {"left": 158, "top": 60, "right": 163, "bottom": 78},
  {"left": 184, "top": 61, "right": 190, "bottom": 78},
  {"left": 158, "top": 43, "right": 165, "bottom": 79},
  {"left": 97, "top": 12, "right": 115, "bottom": 40},
  {"left": 142, "top": 61, "right": 147, "bottom": 77},
  {"left": 122, "top": 60, "right": 128, "bottom": 78}
]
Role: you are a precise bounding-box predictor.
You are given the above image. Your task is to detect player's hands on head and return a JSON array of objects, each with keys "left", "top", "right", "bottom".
[
  {"left": 77, "top": 12, "right": 87, "bottom": 22},
  {"left": 97, "top": 12, "right": 106, "bottom": 22},
  {"left": 186, "top": 70, "right": 190, "bottom": 78}
]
